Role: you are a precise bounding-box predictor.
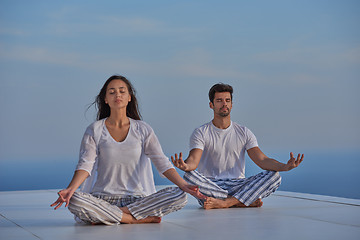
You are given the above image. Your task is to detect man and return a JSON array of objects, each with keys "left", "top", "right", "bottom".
[{"left": 171, "top": 83, "right": 303, "bottom": 209}]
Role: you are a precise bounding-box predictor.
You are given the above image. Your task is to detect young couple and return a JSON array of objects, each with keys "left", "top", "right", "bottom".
[{"left": 51, "top": 75, "right": 303, "bottom": 225}]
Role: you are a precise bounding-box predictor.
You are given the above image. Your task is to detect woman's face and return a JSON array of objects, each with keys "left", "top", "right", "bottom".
[{"left": 104, "top": 79, "right": 131, "bottom": 110}]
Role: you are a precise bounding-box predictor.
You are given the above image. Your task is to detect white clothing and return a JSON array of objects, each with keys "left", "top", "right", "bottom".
[
  {"left": 76, "top": 118, "right": 174, "bottom": 196},
  {"left": 189, "top": 121, "right": 258, "bottom": 179}
]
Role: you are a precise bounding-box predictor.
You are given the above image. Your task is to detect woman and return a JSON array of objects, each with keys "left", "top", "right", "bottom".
[{"left": 51, "top": 75, "right": 204, "bottom": 225}]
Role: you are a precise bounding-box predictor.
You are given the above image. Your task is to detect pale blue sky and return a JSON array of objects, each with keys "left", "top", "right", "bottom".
[{"left": 0, "top": 0, "right": 359, "bottom": 166}]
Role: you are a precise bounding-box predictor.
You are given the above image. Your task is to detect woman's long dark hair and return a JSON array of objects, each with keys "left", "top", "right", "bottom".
[{"left": 92, "top": 75, "right": 142, "bottom": 120}]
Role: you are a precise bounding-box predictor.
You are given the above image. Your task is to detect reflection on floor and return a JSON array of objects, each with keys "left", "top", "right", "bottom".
[{"left": 1, "top": 186, "right": 359, "bottom": 240}]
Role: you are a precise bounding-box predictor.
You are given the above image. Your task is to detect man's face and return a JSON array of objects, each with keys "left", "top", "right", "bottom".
[{"left": 210, "top": 92, "right": 232, "bottom": 117}]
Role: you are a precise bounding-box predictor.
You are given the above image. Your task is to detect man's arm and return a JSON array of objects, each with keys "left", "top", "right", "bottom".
[
  {"left": 171, "top": 148, "right": 203, "bottom": 172},
  {"left": 247, "top": 147, "right": 304, "bottom": 172}
]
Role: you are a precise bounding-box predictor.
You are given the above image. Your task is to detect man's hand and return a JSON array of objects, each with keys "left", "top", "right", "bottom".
[
  {"left": 285, "top": 152, "right": 304, "bottom": 171},
  {"left": 171, "top": 152, "right": 189, "bottom": 171}
]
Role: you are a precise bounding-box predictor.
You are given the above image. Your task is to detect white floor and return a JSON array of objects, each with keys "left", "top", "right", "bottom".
[{"left": 1, "top": 187, "right": 359, "bottom": 240}]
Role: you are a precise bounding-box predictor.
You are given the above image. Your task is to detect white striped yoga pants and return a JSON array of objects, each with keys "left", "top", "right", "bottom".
[
  {"left": 68, "top": 186, "right": 187, "bottom": 225},
  {"left": 183, "top": 170, "right": 281, "bottom": 206}
]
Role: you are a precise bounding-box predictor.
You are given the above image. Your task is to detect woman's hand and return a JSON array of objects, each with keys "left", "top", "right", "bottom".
[
  {"left": 162, "top": 168, "right": 207, "bottom": 199},
  {"left": 50, "top": 170, "right": 89, "bottom": 210},
  {"left": 50, "top": 188, "right": 75, "bottom": 210},
  {"left": 180, "top": 185, "right": 207, "bottom": 200}
]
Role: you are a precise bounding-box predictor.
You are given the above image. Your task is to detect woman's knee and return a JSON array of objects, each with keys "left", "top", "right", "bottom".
[{"left": 163, "top": 187, "right": 188, "bottom": 206}]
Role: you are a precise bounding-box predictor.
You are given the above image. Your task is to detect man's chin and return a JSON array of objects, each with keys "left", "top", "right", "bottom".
[{"left": 219, "top": 113, "right": 230, "bottom": 117}]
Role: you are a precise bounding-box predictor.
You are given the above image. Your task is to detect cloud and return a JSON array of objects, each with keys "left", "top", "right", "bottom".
[
  {"left": 252, "top": 45, "right": 360, "bottom": 68},
  {"left": 0, "top": 43, "right": 241, "bottom": 79},
  {"left": 0, "top": 44, "right": 81, "bottom": 67},
  {"left": 0, "top": 28, "right": 27, "bottom": 36},
  {"left": 44, "top": 11, "right": 199, "bottom": 38}
]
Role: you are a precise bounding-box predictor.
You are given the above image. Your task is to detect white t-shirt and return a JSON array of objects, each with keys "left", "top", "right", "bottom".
[
  {"left": 190, "top": 121, "right": 258, "bottom": 179},
  {"left": 76, "top": 118, "right": 174, "bottom": 196}
]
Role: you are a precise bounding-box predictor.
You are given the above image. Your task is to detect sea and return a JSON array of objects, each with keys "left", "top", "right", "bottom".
[{"left": 1, "top": 150, "right": 359, "bottom": 199}]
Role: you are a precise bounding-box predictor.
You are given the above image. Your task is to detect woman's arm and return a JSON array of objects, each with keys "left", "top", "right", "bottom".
[
  {"left": 50, "top": 169, "right": 89, "bottom": 210},
  {"left": 163, "top": 168, "right": 206, "bottom": 199}
]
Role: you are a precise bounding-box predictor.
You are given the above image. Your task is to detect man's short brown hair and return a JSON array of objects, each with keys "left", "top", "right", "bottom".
[{"left": 208, "top": 83, "right": 233, "bottom": 103}]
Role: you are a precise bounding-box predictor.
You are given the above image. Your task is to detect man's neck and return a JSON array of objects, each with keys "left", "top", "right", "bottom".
[{"left": 212, "top": 116, "right": 231, "bottom": 129}]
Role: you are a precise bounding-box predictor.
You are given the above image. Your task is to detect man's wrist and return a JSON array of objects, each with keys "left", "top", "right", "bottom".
[{"left": 281, "top": 163, "right": 289, "bottom": 171}]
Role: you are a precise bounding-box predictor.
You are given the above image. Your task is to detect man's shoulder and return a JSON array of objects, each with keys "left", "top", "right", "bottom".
[
  {"left": 193, "top": 121, "right": 212, "bottom": 132},
  {"left": 231, "top": 121, "right": 256, "bottom": 138},
  {"left": 231, "top": 121, "right": 247, "bottom": 130}
]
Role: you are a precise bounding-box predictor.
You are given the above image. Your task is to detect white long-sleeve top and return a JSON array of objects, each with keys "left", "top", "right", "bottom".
[{"left": 76, "top": 118, "right": 174, "bottom": 196}]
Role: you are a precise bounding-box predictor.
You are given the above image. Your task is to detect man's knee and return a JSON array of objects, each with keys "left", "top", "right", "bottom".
[
  {"left": 266, "top": 171, "right": 281, "bottom": 191},
  {"left": 183, "top": 170, "right": 197, "bottom": 182},
  {"left": 271, "top": 171, "right": 281, "bottom": 184}
]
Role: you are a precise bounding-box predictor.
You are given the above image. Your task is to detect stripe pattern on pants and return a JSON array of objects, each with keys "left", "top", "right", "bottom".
[
  {"left": 68, "top": 192, "right": 123, "bottom": 225},
  {"left": 68, "top": 187, "right": 187, "bottom": 224},
  {"left": 184, "top": 170, "right": 281, "bottom": 206},
  {"left": 127, "top": 187, "right": 187, "bottom": 220}
]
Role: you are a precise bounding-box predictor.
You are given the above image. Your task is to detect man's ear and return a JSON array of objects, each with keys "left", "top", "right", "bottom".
[{"left": 209, "top": 101, "right": 214, "bottom": 109}]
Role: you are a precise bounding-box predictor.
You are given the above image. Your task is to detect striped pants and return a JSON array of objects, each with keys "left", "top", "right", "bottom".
[
  {"left": 68, "top": 186, "right": 187, "bottom": 225},
  {"left": 184, "top": 170, "right": 281, "bottom": 206}
]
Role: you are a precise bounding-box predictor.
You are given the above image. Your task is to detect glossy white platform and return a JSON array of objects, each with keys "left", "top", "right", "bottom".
[{"left": 1, "top": 187, "right": 359, "bottom": 240}]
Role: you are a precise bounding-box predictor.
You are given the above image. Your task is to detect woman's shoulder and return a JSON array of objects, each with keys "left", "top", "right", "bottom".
[
  {"left": 87, "top": 119, "right": 105, "bottom": 129},
  {"left": 130, "top": 118, "right": 153, "bottom": 129},
  {"left": 130, "top": 118, "right": 154, "bottom": 135},
  {"left": 84, "top": 119, "right": 106, "bottom": 136}
]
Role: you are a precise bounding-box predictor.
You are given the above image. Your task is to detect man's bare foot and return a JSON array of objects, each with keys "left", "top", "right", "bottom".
[
  {"left": 203, "top": 197, "right": 263, "bottom": 209},
  {"left": 203, "top": 197, "right": 230, "bottom": 209},
  {"left": 232, "top": 199, "right": 263, "bottom": 208}
]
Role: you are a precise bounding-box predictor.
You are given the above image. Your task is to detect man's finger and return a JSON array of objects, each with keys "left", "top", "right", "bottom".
[
  {"left": 297, "top": 154, "right": 304, "bottom": 165},
  {"left": 171, "top": 156, "right": 176, "bottom": 164}
]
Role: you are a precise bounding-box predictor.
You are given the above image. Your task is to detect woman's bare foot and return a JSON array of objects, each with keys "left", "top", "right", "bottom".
[
  {"left": 131, "top": 216, "right": 162, "bottom": 224},
  {"left": 120, "top": 210, "right": 162, "bottom": 224}
]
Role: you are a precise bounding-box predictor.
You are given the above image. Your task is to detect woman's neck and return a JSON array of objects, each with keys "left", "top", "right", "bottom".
[{"left": 106, "top": 109, "right": 129, "bottom": 127}]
